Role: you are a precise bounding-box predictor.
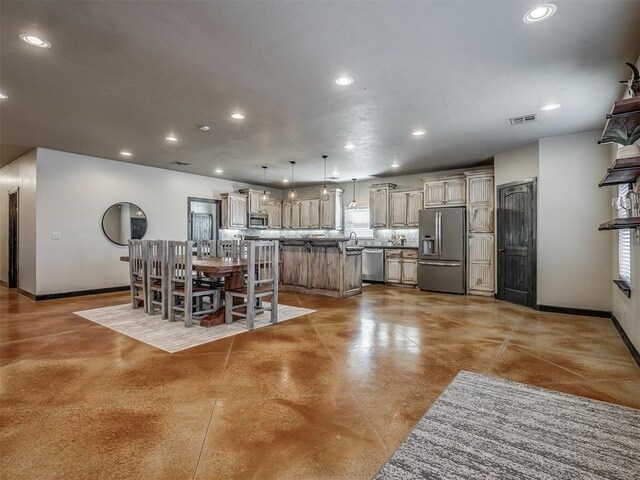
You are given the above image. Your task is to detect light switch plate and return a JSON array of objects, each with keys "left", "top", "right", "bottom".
[{"left": 51, "top": 232, "right": 61, "bottom": 240}]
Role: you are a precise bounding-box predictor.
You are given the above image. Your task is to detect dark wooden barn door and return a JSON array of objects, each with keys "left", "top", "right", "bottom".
[
  {"left": 496, "top": 180, "right": 537, "bottom": 307},
  {"left": 8, "top": 191, "right": 19, "bottom": 288}
]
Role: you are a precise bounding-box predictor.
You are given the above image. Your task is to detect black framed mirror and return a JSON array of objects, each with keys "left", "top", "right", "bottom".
[{"left": 101, "top": 202, "right": 148, "bottom": 245}]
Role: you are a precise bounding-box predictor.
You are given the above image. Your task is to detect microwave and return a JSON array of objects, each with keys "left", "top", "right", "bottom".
[{"left": 248, "top": 212, "right": 269, "bottom": 229}]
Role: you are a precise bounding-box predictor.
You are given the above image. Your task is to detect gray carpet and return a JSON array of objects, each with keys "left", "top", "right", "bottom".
[{"left": 375, "top": 371, "right": 640, "bottom": 480}]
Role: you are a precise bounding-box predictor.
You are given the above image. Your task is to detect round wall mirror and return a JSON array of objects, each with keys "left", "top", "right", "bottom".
[{"left": 101, "top": 202, "right": 148, "bottom": 246}]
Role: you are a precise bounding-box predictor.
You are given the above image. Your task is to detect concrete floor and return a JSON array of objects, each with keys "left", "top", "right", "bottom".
[{"left": 1, "top": 285, "right": 639, "bottom": 479}]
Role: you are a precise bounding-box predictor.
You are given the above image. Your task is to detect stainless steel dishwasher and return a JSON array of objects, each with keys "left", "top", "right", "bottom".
[{"left": 362, "top": 248, "right": 384, "bottom": 283}]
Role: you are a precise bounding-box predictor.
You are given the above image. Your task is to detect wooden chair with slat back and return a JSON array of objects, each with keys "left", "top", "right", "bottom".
[
  {"left": 225, "top": 240, "right": 279, "bottom": 329},
  {"left": 168, "top": 240, "right": 220, "bottom": 327},
  {"left": 194, "top": 240, "right": 223, "bottom": 288},
  {"left": 128, "top": 240, "right": 148, "bottom": 312},
  {"left": 146, "top": 240, "right": 168, "bottom": 319},
  {"left": 218, "top": 240, "right": 240, "bottom": 259}
]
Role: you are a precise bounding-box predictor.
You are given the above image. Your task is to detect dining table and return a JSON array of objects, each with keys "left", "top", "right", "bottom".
[{"left": 120, "top": 255, "right": 249, "bottom": 327}]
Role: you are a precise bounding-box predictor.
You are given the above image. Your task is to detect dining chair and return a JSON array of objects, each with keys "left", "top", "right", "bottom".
[
  {"left": 168, "top": 240, "right": 220, "bottom": 327},
  {"left": 195, "top": 239, "right": 224, "bottom": 288},
  {"left": 225, "top": 240, "right": 279, "bottom": 329},
  {"left": 218, "top": 239, "right": 240, "bottom": 258},
  {"left": 128, "top": 240, "right": 148, "bottom": 312},
  {"left": 146, "top": 240, "right": 168, "bottom": 319}
]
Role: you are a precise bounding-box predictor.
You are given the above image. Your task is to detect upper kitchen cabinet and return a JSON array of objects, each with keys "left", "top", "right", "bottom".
[
  {"left": 266, "top": 200, "right": 282, "bottom": 229},
  {"left": 282, "top": 201, "right": 292, "bottom": 229},
  {"left": 239, "top": 189, "right": 267, "bottom": 214},
  {"left": 422, "top": 175, "right": 466, "bottom": 207},
  {"left": 390, "top": 190, "right": 423, "bottom": 227},
  {"left": 290, "top": 201, "right": 301, "bottom": 229},
  {"left": 466, "top": 171, "right": 494, "bottom": 233},
  {"left": 220, "top": 192, "right": 247, "bottom": 229},
  {"left": 320, "top": 188, "right": 344, "bottom": 229},
  {"left": 299, "top": 199, "right": 321, "bottom": 229},
  {"left": 369, "top": 183, "right": 397, "bottom": 228}
]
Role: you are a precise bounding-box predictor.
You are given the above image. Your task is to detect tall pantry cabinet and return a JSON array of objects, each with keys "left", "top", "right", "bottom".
[{"left": 464, "top": 169, "right": 495, "bottom": 296}]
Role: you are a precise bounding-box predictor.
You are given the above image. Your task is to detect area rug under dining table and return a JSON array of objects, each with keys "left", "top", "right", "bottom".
[
  {"left": 74, "top": 302, "right": 315, "bottom": 353},
  {"left": 375, "top": 371, "right": 640, "bottom": 480}
]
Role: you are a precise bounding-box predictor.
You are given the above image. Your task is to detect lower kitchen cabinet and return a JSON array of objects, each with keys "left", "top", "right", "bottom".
[{"left": 384, "top": 249, "right": 418, "bottom": 286}]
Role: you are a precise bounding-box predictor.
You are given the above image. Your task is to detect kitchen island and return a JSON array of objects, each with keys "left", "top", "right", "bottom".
[{"left": 269, "top": 238, "right": 363, "bottom": 298}]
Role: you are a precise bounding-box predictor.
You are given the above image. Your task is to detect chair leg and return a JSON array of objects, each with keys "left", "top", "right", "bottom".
[
  {"left": 270, "top": 294, "right": 278, "bottom": 324},
  {"left": 225, "top": 292, "right": 232, "bottom": 324},
  {"left": 185, "top": 295, "right": 193, "bottom": 328},
  {"left": 246, "top": 294, "right": 255, "bottom": 330}
]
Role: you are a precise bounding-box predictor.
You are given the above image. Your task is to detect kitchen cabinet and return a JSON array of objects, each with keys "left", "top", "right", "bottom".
[
  {"left": 290, "top": 201, "right": 301, "bottom": 229},
  {"left": 282, "top": 201, "right": 292, "bottom": 229},
  {"left": 422, "top": 175, "right": 466, "bottom": 207},
  {"left": 308, "top": 199, "right": 320, "bottom": 228},
  {"left": 299, "top": 200, "right": 310, "bottom": 228},
  {"left": 369, "top": 183, "right": 397, "bottom": 228},
  {"left": 267, "top": 200, "right": 282, "bottom": 229},
  {"left": 239, "top": 189, "right": 266, "bottom": 214},
  {"left": 390, "top": 190, "right": 423, "bottom": 227},
  {"left": 220, "top": 193, "right": 247, "bottom": 229},
  {"left": 464, "top": 169, "right": 495, "bottom": 296},
  {"left": 320, "top": 188, "right": 344, "bottom": 229},
  {"left": 384, "top": 249, "right": 417, "bottom": 285}
]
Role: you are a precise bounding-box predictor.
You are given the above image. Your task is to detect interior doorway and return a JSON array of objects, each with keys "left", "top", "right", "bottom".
[
  {"left": 8, "top": 190, "right": 19, "bottom": 288},
  {"left": 496, "top": 179, "right": 537, "bottom": 307},
  {"left": 187, "top": 197, "right": 220, "bottom": 242}
]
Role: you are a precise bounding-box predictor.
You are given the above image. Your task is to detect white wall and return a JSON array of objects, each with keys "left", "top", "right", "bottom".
[
  {"left": 35, "top": 148, "right": 274, "bottom": 295},
  {"left": 0, "top": 150, "right": 37, "bottom": 294},
  {"left": 494, "top": 141, "right": 539, "bottom": 187},
  {"left": 538, "top": 131, "right": 614, "bottom": 311}
]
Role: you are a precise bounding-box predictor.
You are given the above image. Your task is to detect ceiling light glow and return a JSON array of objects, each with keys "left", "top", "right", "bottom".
[
  {"left": 523, "top": 4, "right": 557, "bottom": 24},
  {"left": 282, "top": 178, "right": 289, "bottom": 183},
  {"left": 199, "top": 125, "right": 211, "bottom": 131},
  {"left": 335, "top": 76, "right": 354, "bottom": 86},
  {"left": 0, "top": 93, "right": 7, "bottom": 99},
  {"left": 165, "top": 135, "right": 178, "bottom": 142},
  {"left": 20, "top": 34, "right": 51, "bottom": 48},
  {"left": 230, "top": 112, "right": 245, "bottom": 120},
  {"left": 120, "top": 151, "right": 132, "bottom": 157},
  {"left": 214, "top": 168, "right": 223, "bottom": 174},
  {"left": 344, "top": 143, "right": 355, "bottom": 150},
  {"left": 412, "top": 130, "right": 426, "bottom": 136},
  {"left": 541, "top": 103, "right": 561, "bottom": 111}
]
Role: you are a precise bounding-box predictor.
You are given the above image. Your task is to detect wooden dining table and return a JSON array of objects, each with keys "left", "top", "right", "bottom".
[{"left": 120, "top": 255, "right": 249, "bottom": 327}]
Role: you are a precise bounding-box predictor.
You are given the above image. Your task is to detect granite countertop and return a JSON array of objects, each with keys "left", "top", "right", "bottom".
[
  {"left": 245, "top": 236, "right": 351, "bottom": 242},
  {"left": 360, "top": 245, "right": 419, "bottom": 249}
]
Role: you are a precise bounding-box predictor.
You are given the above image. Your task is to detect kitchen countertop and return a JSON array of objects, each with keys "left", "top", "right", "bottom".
[
  {"left": 360, "top": 245, "right": 419, "bottom": 249},
  {"left": 245, "top": 236, "right": 351, "bottom": 242}
]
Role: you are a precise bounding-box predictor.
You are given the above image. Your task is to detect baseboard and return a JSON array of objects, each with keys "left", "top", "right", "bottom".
[
  {"left": 29, "top": 286, "right": 130, "bottom": 301},
  {"left": 17, "top": 288, "right": 36, "bottom": 300},
  {"left": 0, "top": 279, "right": 9, "bottom": 287},
  {"left": 611, "top": 314, "right": 640, "bottom": 368},
  {"left": 535, "top": 304, "right": 611, "bottom": 318}
]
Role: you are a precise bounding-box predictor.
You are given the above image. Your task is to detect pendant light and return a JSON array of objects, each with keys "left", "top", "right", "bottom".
[
  {"left": 260, "top": 166, "right": 270, "bottom": 206},
  {"left": 288, "top": 161, "right": 297, "bottom": 199},
  {"left": 347, "top": 178, "right": 359, "bottom": 209},
  {"left": 320, "top": 155, "right": 330, "bottom": 201}
]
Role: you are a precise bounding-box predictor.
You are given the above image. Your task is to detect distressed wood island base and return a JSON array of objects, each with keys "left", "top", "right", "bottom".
[{"left": 278, "top": 239, "right": 363, "bottom": 298}]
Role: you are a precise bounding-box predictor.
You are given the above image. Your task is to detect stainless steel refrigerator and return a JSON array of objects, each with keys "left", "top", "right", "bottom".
[{"left": 418, "top": 207, "right": 466, "bottom": 294}]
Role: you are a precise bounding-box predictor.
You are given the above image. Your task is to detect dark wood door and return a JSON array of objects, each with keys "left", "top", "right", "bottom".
[
  {"left": 496, "top": 180, "right": 537, "bottom": 307},
  {"left": 8, "top": 192, "right": 18, "bottom": 288}
]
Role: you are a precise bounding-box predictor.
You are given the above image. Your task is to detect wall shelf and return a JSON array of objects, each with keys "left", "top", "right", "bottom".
[
  {"left": 598, "top": 217, "right": 640, "bottom": 231},
  {"left": 599, "top": 156, "right": 640, "bottom": 186},
  {"left": 599, "top": 97, "right": 640, "bottom": 145}
]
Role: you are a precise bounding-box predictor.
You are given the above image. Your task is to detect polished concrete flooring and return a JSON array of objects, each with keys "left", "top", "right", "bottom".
[{"left": 1, "top": 285, "right": 639, "bottom": 479}]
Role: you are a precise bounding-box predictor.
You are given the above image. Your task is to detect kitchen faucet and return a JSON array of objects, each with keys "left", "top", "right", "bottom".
[{"left": 349, "top": 231, "right": 358, "bottom": 245}]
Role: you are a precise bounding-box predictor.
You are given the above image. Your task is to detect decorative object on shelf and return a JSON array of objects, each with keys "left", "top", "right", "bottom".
[
  {"left": 608, "top": 125, "right": 640, "bottom": 159},
  {"left": 260, "top": 166, "right": 270, "bottom": 206},
  {"left": 600, "top": 96, "right": 640, "bottom": 160},
  {"left": 320, "top": 155, "right": 330, "bottom": 201},
  {"left": 347, "top": 178, "right": 359, "bottom": 209},
  {"left": 288, "top": 161, "right": 297, "bottom": 199},
  {"left": 619, "top": 62, "right": 640, "bottom": 97}
]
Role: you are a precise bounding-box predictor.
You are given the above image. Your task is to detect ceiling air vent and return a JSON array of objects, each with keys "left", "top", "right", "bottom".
[
  {"left": 171, "top": 161, "right": 191, "bottom": 166},
  {"left": 509, "top": 114, "right": 537, "bottom": 125}
]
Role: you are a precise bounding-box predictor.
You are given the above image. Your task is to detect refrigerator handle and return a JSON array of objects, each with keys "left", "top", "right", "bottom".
[{"left": 437, "top": 212, "right": 442, "bottom": 256}]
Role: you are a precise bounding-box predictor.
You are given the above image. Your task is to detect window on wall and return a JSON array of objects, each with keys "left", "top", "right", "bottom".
[
  {"left": 344, "top": 208, "right": 374, "bottom": 239},
  {"left": 618, "top": 183, "right": 632, "bottom": 285}
]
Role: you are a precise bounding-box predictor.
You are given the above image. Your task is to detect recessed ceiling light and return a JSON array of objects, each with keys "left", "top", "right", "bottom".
[
  {"left": 214, "top": 168, "right": 223, "bottom": 174},
  {"left": 120, "top": 151, "right": 132, "bottom": 157},
  {"left": 199, "top": 125, "right": 211, "bottom": 132},
  {"left": 335, "top": 76, "right": 354, "bottom": 86},
  {"left": 165, "top": 135, "right": 178, "bottom": 142},
  {"left": 344, "top": 143, "right": 355, "bottom": 150},
  {"left": 19, "top": 34, "right": 51, "bottom": 48},
  {"left": 230, "top": 112, "right": 245, "bottom": 120},
  {"left": 412, "top": 130, "right": 426, "bottom": 136},
  {"left": 541, "top": 103, "right": 561, "bottom": 111},
  {"left": 0, "top": 93, "right": 7, "bottom": 99},
  {"left": 523, "top": 4, "right": 557, "bottom": 24},
  {"left": 282, "top": 178, "right": 289, "bottom": 184}
]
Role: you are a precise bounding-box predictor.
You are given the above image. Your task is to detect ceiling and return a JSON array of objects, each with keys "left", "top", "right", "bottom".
[{"left": 1, "top": 1, "right": 639, "bottom": 187}]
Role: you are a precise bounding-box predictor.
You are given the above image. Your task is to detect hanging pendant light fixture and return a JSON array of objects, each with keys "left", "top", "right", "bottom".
[
  {"left": 288, "top": 161, "right": 297, "bottom": 199},
  {"left": 320, "top": 155, "right": 330, "bottom": 201},
  {"left": 347, "top": 178, "right": 359, "bottom": 209},
  {"left": 260, "top": 166, "right": 270, "bottom": 206}
]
